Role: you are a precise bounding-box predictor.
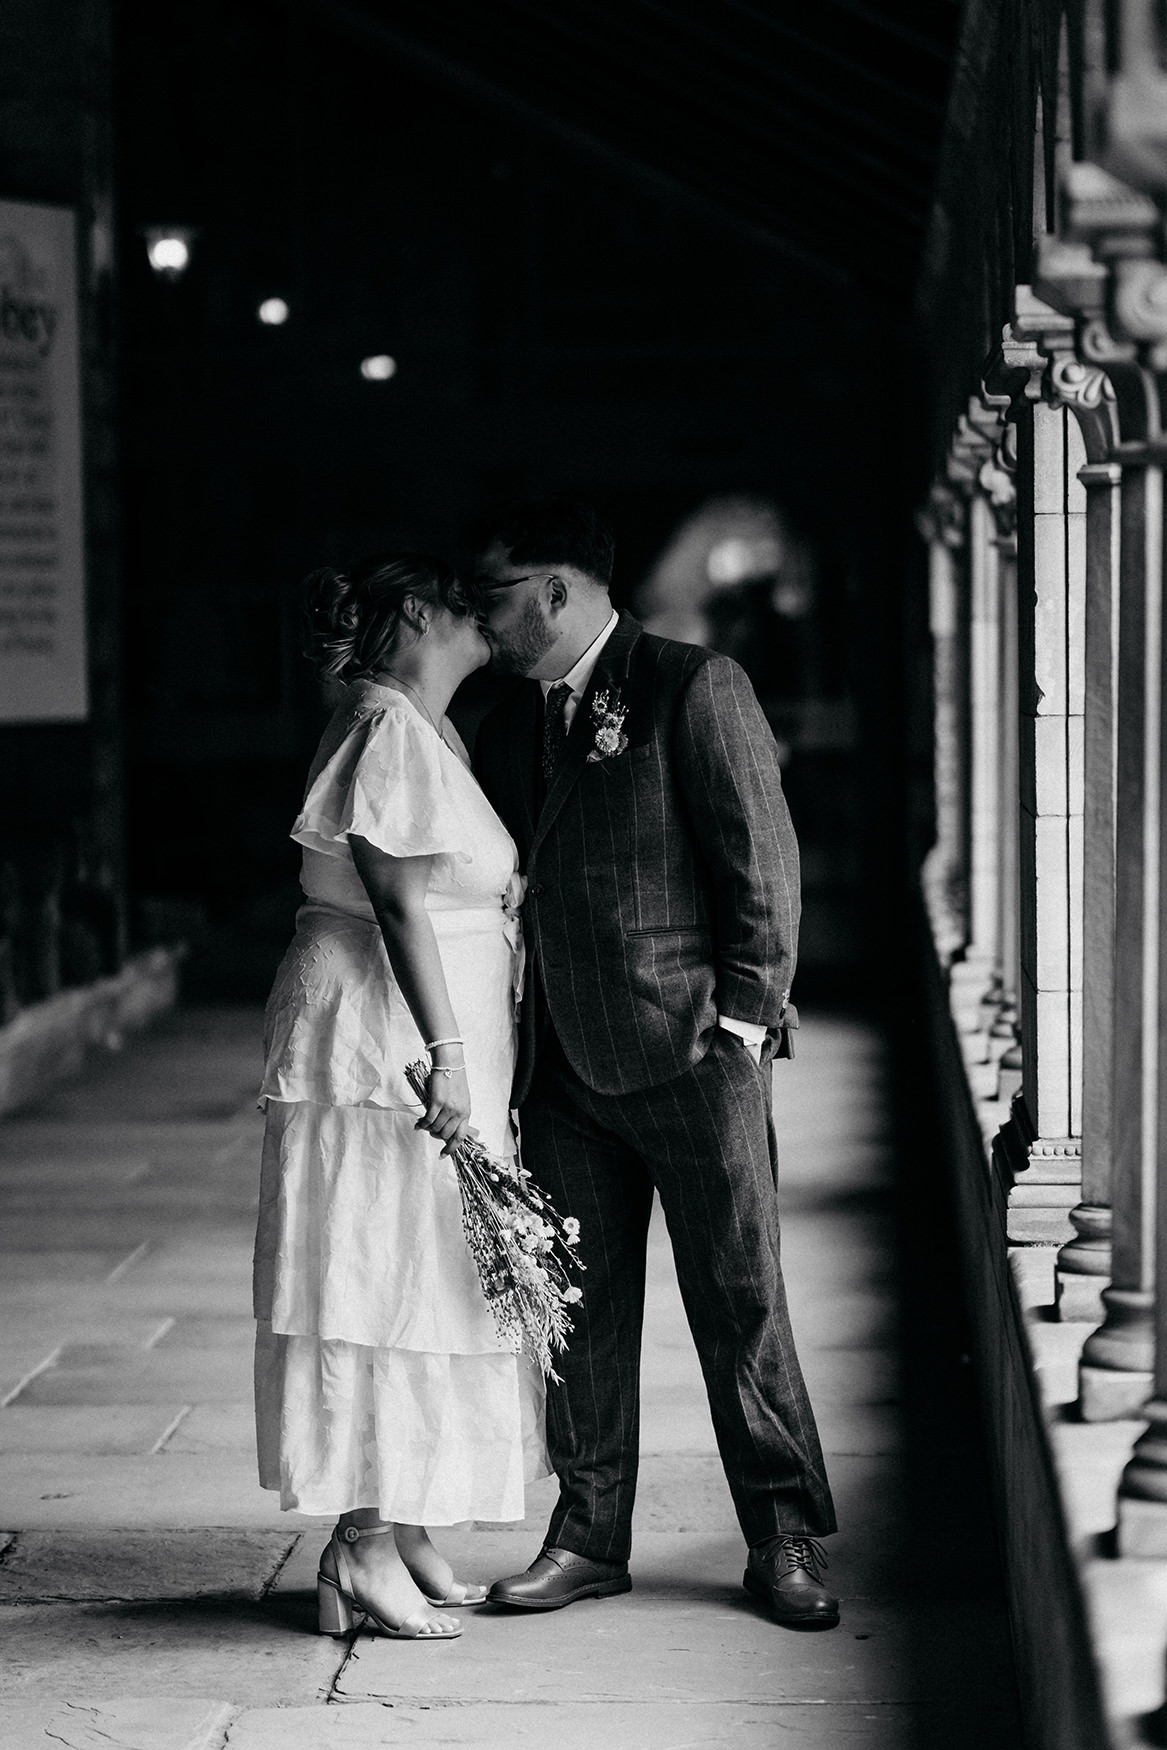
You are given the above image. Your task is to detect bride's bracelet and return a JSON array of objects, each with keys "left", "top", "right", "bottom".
[
  {"left": 429, "top": 1062, "right": 466, "bottom": 1077},
  {"left": 425, "top": 1037, "right": 463, "bottom": 1051}
]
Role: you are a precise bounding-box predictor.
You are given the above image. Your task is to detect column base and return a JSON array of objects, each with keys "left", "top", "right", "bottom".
[
  {"left": 1078, "top": 1286, "right": 1155, "bottom": 1420},
  {"left": 1055, "top": 1204, "right": 1111, "bottom": 1323},
  {"left": 1056, "top": 1273, "right": 1107, "bottom": 1322},
  {"left": 1118, "top": 1402, "right": 1167, "bottom": 1554},
  {"left": 1079, "top": 1363, "right": 1152, "bottom": 1421},
  {"left": 1116, "top": 1496, "right": 1167, "bottom": 1556},
  {"left": 992, "top": 1101, "right": 1080, "bottom": 1244}
]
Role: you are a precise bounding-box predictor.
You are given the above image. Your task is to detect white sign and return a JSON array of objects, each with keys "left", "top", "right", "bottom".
[{"left": 0, "top": 198, "right": 88, "bottom": 722}]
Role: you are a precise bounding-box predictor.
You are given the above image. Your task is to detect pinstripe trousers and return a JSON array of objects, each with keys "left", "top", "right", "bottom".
[{"left": 522, "top": 1024, "right": 836, "bottom": 1562}]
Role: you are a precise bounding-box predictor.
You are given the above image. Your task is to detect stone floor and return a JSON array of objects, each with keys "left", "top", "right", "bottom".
[{"left": 0, "top": 1006, "right": 1023, "bottom": 1749}]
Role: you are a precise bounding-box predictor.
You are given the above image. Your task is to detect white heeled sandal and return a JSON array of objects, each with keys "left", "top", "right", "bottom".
[{"left": 317, "top": 1522, "right": 463, "bottom": 1640}]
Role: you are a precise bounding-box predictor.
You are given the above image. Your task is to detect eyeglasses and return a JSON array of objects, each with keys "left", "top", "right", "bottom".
[{"left": 475, "top": 571, "right": 558, "bottom": 601}]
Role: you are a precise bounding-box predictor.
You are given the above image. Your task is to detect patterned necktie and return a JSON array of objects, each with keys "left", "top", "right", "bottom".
[{"left": 541, "top": 681, "right": 572, "bottom": 787}]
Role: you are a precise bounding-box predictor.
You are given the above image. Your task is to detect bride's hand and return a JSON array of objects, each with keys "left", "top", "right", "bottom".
[{"left": 417, "top": 1066, "right": 473, "bottom": 1156}]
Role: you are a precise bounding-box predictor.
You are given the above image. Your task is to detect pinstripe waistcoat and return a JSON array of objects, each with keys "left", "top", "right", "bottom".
[{"left": 475, "top": 612, "right": 800, "bottom": 1103}]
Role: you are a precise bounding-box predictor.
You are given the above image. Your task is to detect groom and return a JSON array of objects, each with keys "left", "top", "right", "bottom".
[{"left": 472, "top": 500, "right": 837, "bottom": 1628}]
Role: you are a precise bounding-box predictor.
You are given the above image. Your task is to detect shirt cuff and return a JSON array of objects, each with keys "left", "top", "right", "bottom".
[{"left": 716, "top": 1015, "right": 768, "bottom": 1047}]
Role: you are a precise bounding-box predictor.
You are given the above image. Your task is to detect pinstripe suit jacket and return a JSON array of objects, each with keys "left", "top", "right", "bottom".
[{"left": 475, "top": 612, "right": 800, "bottom": 1102}]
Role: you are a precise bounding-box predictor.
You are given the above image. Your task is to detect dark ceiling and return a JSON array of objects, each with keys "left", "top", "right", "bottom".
[{"left": 309, "top": 0, "right": 960, "bottom": 302}]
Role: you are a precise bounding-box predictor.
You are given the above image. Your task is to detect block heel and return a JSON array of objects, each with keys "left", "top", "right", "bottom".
[
  {"left": 316, "top": 1524, "right": 462, "bottom": 1641},
  {"left": 317, "top": 1572, "right": 355, "bottom": 1635}
]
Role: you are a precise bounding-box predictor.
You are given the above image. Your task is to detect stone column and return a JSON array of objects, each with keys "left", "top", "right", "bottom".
[
  {"left": 959, "top": 494, "right": 1003, "bottom": 1022},
  {"left": 977, "top": 434, "right": 1022, "bottom": 1090},
  {"left": 1042, "top": 167, "right": 1165, "bottom": 1417},
  {"left": 1057, "top": 456, "right": 1122, "bottom": 1319},
  {"left": 993, "top": 515, "right": 1023, "bottom": 1103},
  {"left": 1113, "top": 414, "right": 1167, "bottom": 1519},
  {"left": 991, "top": 396, "right": 1086, "bottom": 1244},
  {"left": 1033, "top": 207, "right": 1130, "bottom": 1323},
  {"left": 1084, "top": 0, "right": 1167, "bottom": 1539},
  {"left": 1078, "top": 424, "right": 1159, "bottom": 1415},
  {"left": 919, "top": 486, "right": 969, "bottom": 967}
]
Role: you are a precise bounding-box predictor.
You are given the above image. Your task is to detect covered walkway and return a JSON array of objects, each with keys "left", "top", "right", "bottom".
[{"left": 0, "top": 1008, "right": 1021, "bottom": 1748}]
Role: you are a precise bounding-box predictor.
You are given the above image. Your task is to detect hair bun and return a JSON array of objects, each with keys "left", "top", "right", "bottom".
[
  {"left": 302, "top": 566, "right": 364, "bottom": 678},
  {"left": 301, "top": 549, "right": 468, "bottom": 684}
]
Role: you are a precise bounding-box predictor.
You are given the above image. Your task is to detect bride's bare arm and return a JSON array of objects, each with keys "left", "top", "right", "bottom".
[{"left": 349, "top": 833, "right": 472, "bottom": 1155}]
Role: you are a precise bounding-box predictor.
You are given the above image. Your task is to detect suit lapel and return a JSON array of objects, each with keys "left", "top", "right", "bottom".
[{"left": 531, "top": 612, "right": 642, "bottom": 854}]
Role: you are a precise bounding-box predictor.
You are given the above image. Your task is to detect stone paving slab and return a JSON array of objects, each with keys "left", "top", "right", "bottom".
[
  {"left": 1, "top": 1698, "right": 234, "bottom": 1750},
  {"left": 0, "top": 1598, "right": 347, "bottom": 1705},
  {"left": 152, "top": 1319, "right": 257, "bottom": 1351},
  {"left": 0, "top": 1404, "right": 187, "bottom": 1455},
  {"left": 0, "top": 1341, "right": 63, "bottom": 1404},
  {"left": 333, "top": 1589, "right": 1010, "bottom": 1708},
  {"left": 86, "top": 1280, "right": 255, "bottom": 1319},
  {"left": 13, "top": 1346, "right": 253, "bottom": 1407},
  {"left": 161, "top": 1404, "right": 255, "bottom": 1453},
  {"left": 222, "top": 1699, "right": 1022, "bottom": 1749},
  {"left": 0, "top": 1154, "right": 154, "bottom": 1188},
  {"left": 0, "top": 1249, "right": 145, "bottom": 1282},
  {"left": 0, "top": 1452, "right": 301, "bottom": 1530},
  {"left": 0, "top": 1530, "right": 297, "bottom": 1601}
]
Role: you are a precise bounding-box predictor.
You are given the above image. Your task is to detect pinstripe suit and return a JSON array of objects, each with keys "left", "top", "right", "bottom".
[{"left": 476, "top": 612, "right": 835, "bottom": 1559}]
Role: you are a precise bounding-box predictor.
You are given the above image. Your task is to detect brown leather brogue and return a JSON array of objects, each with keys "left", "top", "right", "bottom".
[{"left": 487, "top": 1546, "right": 632, "bottom": 1611}]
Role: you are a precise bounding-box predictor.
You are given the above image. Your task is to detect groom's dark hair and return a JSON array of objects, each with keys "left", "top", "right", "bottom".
[{"left": 472, "top": 498, "right": 615, "bottom": 588}]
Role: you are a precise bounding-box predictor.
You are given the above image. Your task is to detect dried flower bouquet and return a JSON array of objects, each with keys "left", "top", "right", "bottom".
[{"left": 405, "top": 1059, "right": 583, "bottom": 1378}]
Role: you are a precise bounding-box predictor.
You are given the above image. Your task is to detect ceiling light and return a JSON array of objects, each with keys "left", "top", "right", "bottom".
[
  {"left": 143, "top": 228, "right": 195, "bottom": 280},
  {"left": 360, "top": 355, "right": 397, "bottom": 381},
  {"left": 258, "top": 297, "right": 290, "bottom": 326}
]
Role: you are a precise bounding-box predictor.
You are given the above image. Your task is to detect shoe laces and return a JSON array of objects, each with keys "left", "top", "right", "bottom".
[{"left": 778, "top": 1535, "right": 828, "bottom": 1577}]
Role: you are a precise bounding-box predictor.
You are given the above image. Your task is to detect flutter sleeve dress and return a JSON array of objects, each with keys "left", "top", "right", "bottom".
[{"left": 252, "top": 679, "right": 549, "bottom": 1522}]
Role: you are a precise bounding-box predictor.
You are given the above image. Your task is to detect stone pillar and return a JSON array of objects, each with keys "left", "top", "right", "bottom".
[
  {"left": 1112, "top": 418, "right": 1167, "bottom": 1515},
  {"left": 920, "top": 486, "right": 969, "bottom": 967},
  {"left": 991, "top": 397, "right": 1086, "bottom": 1244},
  {"left": 975, "top": 433, "right": 1022, "bottom": 1091},
  {"left": 1082, "top": 1, "right": 1167, "bottom": 1540},
  {"left": 993, "top": 520, "right": 1023, "bottom": 1103},
  {"left": 965, "top": 493, "right": 1003, "bottom": 1000},
  {"left": 1078, "top": 427, "right": 1160, "bottom": 1416},
  {"left": 1057, "top": 456, "right": 1122, "bottom": 1319}
]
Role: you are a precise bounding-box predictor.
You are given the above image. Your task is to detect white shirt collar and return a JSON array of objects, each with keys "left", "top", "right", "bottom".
[{"left": 540, "top": 608, "right": 620, "bottom": 701}]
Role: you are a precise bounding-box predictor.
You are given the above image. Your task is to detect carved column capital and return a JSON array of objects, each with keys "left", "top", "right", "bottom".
[
  {"left": 1047, "top": 353, "right": 1115, "bottom": 413},
  {"left": 1059, "top": 160, "right": 1160, "bottom": 265},
  {"left": 1110, "top": 257, "right": 1167, "bottom": 368},
  {"left": 983, "top": 286, "right": 1082, "bottom": 414},
  {"left": 916, "top": 481, "right": 966, "bottom": 550}
]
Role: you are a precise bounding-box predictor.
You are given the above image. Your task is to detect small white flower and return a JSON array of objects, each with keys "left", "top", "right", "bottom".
[{"left": 562, "top": 1285, "right": 583, "bottom": 1304}]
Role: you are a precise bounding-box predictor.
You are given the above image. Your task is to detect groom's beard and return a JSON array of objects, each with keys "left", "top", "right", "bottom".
[{"left": 485, "top": 595, "right": 556, "bottom": 676}]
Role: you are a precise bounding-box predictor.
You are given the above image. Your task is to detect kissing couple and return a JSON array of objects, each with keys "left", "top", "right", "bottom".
[{"left": 252, "top": 498, "right": 838, "bottom": 1642}]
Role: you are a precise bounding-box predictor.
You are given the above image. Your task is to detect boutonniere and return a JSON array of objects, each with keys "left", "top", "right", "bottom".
[{"left": 586, "top": 688, "right": 629, "bottom": 763}]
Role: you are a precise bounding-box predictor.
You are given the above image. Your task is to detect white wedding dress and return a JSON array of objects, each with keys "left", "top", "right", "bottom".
[{"left": 253, "top": 679, "right": 548, "bottom": 1520}]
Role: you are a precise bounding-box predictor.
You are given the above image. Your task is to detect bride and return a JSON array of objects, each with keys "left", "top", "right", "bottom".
[{"left": 253, "top": 551, "right": 547, "bottom": 1642}]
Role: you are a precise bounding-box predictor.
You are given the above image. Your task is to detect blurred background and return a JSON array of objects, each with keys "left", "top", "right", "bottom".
[{"left": 0, "top": 0, "right": 958, "bottom": 1011}]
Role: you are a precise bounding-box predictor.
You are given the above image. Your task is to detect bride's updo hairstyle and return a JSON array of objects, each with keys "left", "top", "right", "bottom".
[{"left": 302, "top": 551, "right": 480, "bottom": 682}]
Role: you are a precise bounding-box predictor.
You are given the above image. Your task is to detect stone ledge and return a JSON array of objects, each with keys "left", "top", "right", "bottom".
[
  {"left": 918, "top": 901, "right": 1107, "bottom": 1750},
  {"left": 0, "top": 947, "right": 185, "bottom": 1117}
]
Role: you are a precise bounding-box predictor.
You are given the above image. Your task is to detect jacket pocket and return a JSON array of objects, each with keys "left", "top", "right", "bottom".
[{"left": 624, "top": 924, "right": 706, "bottom": 938}]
